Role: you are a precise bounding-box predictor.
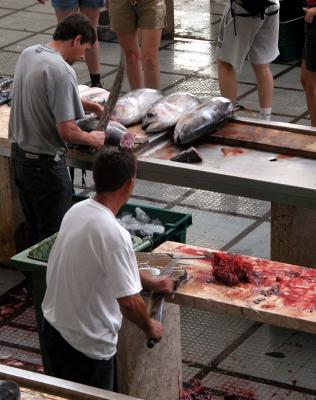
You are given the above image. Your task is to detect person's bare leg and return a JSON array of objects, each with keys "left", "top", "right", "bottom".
[
  {"left": 116, "top": 31, "right": 144, "bottom": 89},
  {"left": 217, "top": 59, "right": 237, "bottom": 102},
  {"left": 140, "top": 28, "right": 162, "bottom": 89},
  {"left": 54, "top": 7, "right": 77, "bottom": 23},
  {"left": 252, "top": 63, "right": 273, "bottom": 110},
  {"left": 301, "top": 60, "right": 316, "bottom": 127},
  {"left": 80, "top": 6, "right": 101, "bottom": 75}
]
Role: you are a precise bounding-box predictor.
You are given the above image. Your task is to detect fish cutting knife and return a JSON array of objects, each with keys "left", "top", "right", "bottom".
[
  {"left": 146, "top": 257, "right": 185, "bottom": 349},
  {"left": 96, "top": 50, "right": 125, "bottom": 143},
  {"left": 163, "top": 252, "right": 206, "bottom": 260}
]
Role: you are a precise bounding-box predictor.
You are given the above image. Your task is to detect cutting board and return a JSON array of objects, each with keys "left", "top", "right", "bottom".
[
  {"left": 208, "top": 122, "right": 316, "bottom": 159},
  {"left": 153, "top": 242, "right": 316, "bottom": 335}
]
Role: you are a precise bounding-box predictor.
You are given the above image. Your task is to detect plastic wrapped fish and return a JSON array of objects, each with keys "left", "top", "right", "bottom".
[
  {"left": 174, "top": 97, "right": 234, "bottom": 145},
  {"left": 112, "top": 89, "right": 163, "bottom": 126},
  {"left": 142, "top": 92, "right": 199, "bottom": 133}
]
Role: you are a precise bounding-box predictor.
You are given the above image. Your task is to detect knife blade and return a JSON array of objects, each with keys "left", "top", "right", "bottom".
[{"left": 96, "top": 50, "right": 125, "bottom": 143}]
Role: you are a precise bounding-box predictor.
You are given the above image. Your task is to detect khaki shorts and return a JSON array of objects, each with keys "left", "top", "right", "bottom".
[
  {"left": 217, "top": 1, "right": 280, "bottom": 72},
  {"left": 109, "top": 0, "right": 166, "bottom": 32}
]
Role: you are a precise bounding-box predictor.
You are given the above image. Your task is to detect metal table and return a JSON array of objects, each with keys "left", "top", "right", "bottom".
[{"left": 1, "top": 112, "right": 316, "bottom": 266}]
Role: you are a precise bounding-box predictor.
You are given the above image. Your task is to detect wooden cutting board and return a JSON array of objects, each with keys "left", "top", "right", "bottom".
[
  {"left": 208, "top": 122, "right": 316, "bottom": 159},
  {"left": 153, "top": 242, "right": 316, "bottom": 335}
]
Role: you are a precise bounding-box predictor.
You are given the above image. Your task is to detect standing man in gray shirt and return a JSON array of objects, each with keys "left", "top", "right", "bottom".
[{"left": 9, "top": 13, "right": 106, "bottom": 247}]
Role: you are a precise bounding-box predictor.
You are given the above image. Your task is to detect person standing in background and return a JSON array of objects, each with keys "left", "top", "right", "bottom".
[
  {"left": 216, "top": 0, "right": 280, "bottom": 121},
  {"left": 301, "top": 1, "right": 316, "bottom": 127},
  {"left": 37, "top": 0, "right": 105, "bottom": 87},
  {"left": 109, "top": 0, "right": 166, "bottom": 90}
]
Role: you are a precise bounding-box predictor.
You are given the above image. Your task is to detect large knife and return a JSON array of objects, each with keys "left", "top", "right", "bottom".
[
  {"left": 146, "top": 257, "right": 180, "bottom": 349},
  {"left": 97, "top": 50, "right": 125, "bottom": 143}
]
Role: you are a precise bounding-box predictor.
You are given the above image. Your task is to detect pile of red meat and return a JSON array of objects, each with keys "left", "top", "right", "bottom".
[{"left": 212, "top": 252, "right": 254, "bottom": 286}]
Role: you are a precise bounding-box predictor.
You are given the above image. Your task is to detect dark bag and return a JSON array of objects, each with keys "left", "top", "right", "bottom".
[{"left": 231, "top": 0, "right": 279, "bottom": 19}]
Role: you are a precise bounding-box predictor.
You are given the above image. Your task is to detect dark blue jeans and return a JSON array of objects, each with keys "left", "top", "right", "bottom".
[
  {"left": 42, "top": 318, "right": 115, "bottom": 391},
  {"left": 11, "top": 144, "right": 72, "bottom": 247}
]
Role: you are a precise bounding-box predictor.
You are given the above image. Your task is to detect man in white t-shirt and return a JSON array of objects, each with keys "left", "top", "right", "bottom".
[{"left": 42, "top": 147, "right": 173, "bottom": 390}]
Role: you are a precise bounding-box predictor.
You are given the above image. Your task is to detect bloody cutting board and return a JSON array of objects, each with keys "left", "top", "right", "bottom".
[
  {"left": 153, "top": 242, "right": 316, "bottom": 335},
  {"left": 207, "top": 121, "right": 316, "bottom": 159}
]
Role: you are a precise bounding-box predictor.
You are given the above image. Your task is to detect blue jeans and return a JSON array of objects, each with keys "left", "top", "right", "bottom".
[
  {"left": 11, "top": 144, "right": 72, "bottom": 247},
  {"left": 42, "top": 318, "right": 115, "bottom": 391},
  {"left": 51, "top": 0, "right": 104, "bottom": 10}
]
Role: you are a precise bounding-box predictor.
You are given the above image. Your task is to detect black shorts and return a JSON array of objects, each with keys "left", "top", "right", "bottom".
[{"left": 303, "top": 17, "right": 316, "bottom": 72}]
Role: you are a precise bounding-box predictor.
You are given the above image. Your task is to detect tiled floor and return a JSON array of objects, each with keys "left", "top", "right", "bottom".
[{"left": 1, "top": 0, "right": 315, "bottom": 398}]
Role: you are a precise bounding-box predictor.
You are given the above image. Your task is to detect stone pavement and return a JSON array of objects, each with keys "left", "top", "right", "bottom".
[{"left": 1, "top": 1, "right": 316, "bottom": 398}]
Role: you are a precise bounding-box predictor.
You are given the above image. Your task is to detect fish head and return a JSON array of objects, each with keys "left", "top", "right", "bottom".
[{"left": 142, "top": 110, "right": 158, "bottom": 131}]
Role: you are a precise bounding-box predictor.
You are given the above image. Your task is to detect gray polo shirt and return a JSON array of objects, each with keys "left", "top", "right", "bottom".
[{"left": 9, "top": 45, "right": 85, "bottom": 156}]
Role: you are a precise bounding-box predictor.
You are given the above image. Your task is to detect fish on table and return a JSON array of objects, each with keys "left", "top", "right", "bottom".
[
  {"left": 76, "top": 117, "right": 135, "bottom": 148},
  {"left": 142, "top": 92, "right": 200, "bottom": 133},
  {"left": 112, "top": 88, "right": 163, "bottom": 126},
  {"left": 173, "top": 96, "right": 234, "bottom": 145},
  {"left": 78, "top": 85, "right": 110, "bottom": 104}
]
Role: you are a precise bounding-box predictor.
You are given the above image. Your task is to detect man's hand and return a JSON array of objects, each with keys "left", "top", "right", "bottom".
[
  {"left": 304, "top": 7, "right": 316, "bottom": 23},
  {"left": 88, "top": 130, "right": 106, "bottom": 148},
  {"left": 151, "top": 276, "right": 175, "bottom": 294},
  {"left": 82, "top": 99, "right": 104, "bottom": 118},
  {"left": 93, "top": 103, "right": 104, "bottom": 118},
  {"left": 118, "top": 294, "right": 164, "bottom": 342},
  {"left": 139, "top": 271, "right": 175, "bottom": 294},
  {"left": 146, "top": 319, "right": 163, "bottom": 342},
  {"left": 57, "top": 120, "right": 106, "bottom": 148}
]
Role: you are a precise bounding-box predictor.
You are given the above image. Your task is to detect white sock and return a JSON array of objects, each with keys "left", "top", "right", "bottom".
[{"left": 260, "top": 107, "right": 272, "bottom": 121}]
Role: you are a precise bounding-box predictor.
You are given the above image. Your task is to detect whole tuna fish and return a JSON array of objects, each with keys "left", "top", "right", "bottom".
[
  {"left": 112, "top": 89, "right": 163, "bottom": 126},
  {"left": 142, "top": 92, "right": 200, "bottom": 133},
  {"left": 173, "top": 97, "right": 234, "bottom": 145}
]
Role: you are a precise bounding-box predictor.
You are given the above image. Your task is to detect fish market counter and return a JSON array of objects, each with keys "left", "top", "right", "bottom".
[
  {"left": 117, "top": 241, "right": 316, "bottom": 399},
  {"left": 1, "top": 105, "right": 316, "bottom": 266}
]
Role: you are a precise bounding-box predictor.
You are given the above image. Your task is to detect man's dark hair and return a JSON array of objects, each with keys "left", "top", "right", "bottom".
[
  {"left": 0, "top": 381, "right": 20, "bottom": 400},
  {"left": 93, "top": 148, "right": 137, "bottom": 193},
  {"left": 53, "top": 13, "right": 96, "bottom": 45}
]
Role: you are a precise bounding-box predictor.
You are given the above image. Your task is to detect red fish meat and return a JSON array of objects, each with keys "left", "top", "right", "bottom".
[{"left": 212, "top": 252, "right": 254, "bottom": 286}]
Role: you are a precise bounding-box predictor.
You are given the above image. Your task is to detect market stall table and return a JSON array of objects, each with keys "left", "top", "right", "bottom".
[
  {"left": 119, "top": 241, "right": 316, "bottom": 399},
  {"left": 2, "top": 107, "right": 316, "bottom": 267}
]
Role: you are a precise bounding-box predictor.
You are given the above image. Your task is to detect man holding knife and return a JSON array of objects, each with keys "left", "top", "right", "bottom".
[
  {"left": 42, "top": 147, "right": 174, "bottom": 390},
  {"left": 9, "top": 14, "right": 105, "bottom": 247}
]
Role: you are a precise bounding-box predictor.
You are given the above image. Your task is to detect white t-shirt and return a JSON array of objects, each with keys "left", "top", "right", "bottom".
[{"left": 42, "top": 198, "right": 142, "bottom": 360}]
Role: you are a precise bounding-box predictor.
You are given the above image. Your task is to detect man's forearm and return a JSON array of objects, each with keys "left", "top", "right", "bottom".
[
  {"left": 57, "top": 120, "right": 104, "bottom": 148},
  {"left": 118, "top": 294, "right": 152, "bottom": 336},
  {"left": 58, "top": 122, "right": 93, "bottom": 145}
]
